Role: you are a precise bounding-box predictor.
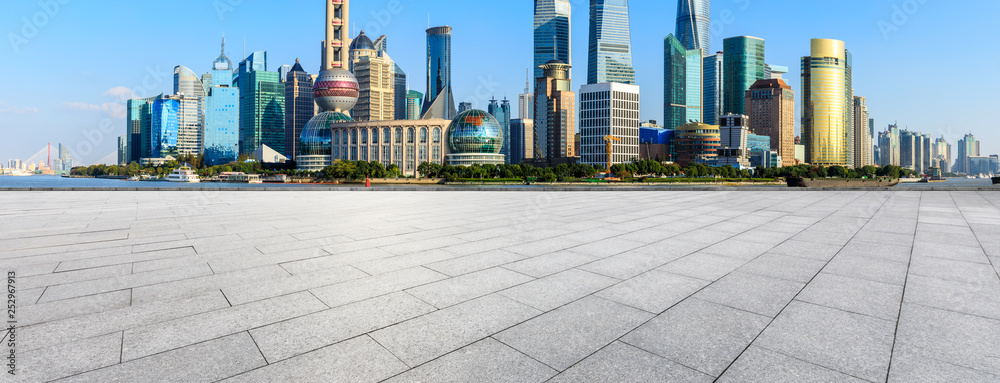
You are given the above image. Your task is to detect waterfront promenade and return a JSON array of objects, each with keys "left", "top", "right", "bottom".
[{"left": 2, "top": 190, "right": 999, "bottom": 382}]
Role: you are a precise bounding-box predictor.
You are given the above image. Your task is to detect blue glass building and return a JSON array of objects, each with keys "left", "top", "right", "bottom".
[
  {"left": 127, "top": 96, "right": 158, "bottom": 162},
  {"left": 534, "top": 0, "right": 572, "bottom": 80},
  {"left": 664, "top": 34, "right": 702, "bottom": 130},
  {"left": 237, "top": 51, "right": 285, "bottom": 156},
  {"left": 204, "top": 43, "right": 239, "bottom": 166},
  {"left": 588, "top": 0, "right": 635, "bottom": 85},
  {"left": 723, "top": 36, "right": 767, "bottom": 116},
  {"left": 422, "top": 26, "right": 455, "bottom": 119},
  {"left": 702, "top": 52, "right": 723, "bottom": 125},
  {"left": 488, "top": 98, "right": 512, "bottom": 163},
  {"left": 676, "top": 0, "right": 710, "bottom": 56},
  {"left": 151, "top": 98, "right": 179, "bottom": 158}
]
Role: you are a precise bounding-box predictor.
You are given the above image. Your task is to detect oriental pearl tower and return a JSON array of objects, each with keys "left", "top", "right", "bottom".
[{"left": 313, "top": 0, "right": 358, "bottom": 114}]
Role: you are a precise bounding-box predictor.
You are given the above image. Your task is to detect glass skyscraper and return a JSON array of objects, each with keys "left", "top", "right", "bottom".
[
  {"left": 675, "top": 0, "right": 710, "bottom": 56},
  {"left": 422, "top": 26, "right": 455, "bottom": 120},
  {"left": 127, "top": 96, "right": 157, "bottom": 161},
  {"left": 722, "top": 36, "right": 766, "bottom": 116},
  {"left": 284, "top": 60, "right": 314, "bottom": 160},
  {"left": 702, "top": 52, "right": 723, "bottom": 125},
  {"left": 488, "top": 98, "right": 512, "bottom": 163},
  {"left": 151, "top": 97, "right": 179, "bottom": 158},
  {"left": 663, "top": 34, "right": 702, "bottom": 130},
  {"left": 238, "top": 51, "right": 286, "bottom": 156},
  {"left": 393, "top": 63, "right": 407, "bottom": 121},
  {"left": 204, "top": 40, "right": 239, "bottom": 166},
  {"left": 801, "top": 39, "right": 852, "bottom": 166},
  {"left": 534, "top": 0, "right": 572, "bottom": 80},
  {"left": 405, "top": 90, "right": 423, "bottom": 120},
  {"left": 588, "top": 0, "right": 635, "bottom": 85}
]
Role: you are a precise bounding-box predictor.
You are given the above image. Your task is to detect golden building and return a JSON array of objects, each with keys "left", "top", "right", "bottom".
[
  {"left": 801, "top": 39, "right": 852, "bottom": 166},
  {"left": 350, "top": 31, "right": 395, "bottom": 122}
]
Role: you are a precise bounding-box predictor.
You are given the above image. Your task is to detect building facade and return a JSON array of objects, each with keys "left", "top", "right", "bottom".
[
  {"left": 745, "top": 79, "right": 795, "bottom": 167},
  {"left": 534, "top": 0, "right": 572, "bottom": 80},
  {"left": 535, "top": 60, "right": 576, "bottom": 160},
  {"left": 663, "top": 34, "right": 702, "bottom": 129},
  {"left": 150, "top": 96, "right": 179, "bottom": 158},
  {"left": 801, "top": 39, "right": 852, "bottom": 166},
  {"left": 722, "top": 36, "right": 766, "bottom": 116},
  {"left": 674, "top": 121, "right": 719, "bottom": 166},
  {"left": 422, "top": 26, "right": 456, "bottom": 120},
  {"left": 350, "top": 31, "right": 395, "bottom": 122},
  {"left": 716, "top": 114, "right": 751, "bottom": 169},
  {"left": 675, "top": 0, "right": 710, "bottom": 55},
  {"left": 488, "top": 98, "right": 512, "bottom": 163},
  {"left": 588, "top": 0, "right": 635, "bottom": 85},
  {"left": 328, "top": 119, "right": 451, "bottom": 176},
  {"left": 702, "top": 52, "right": 723, "bottom": 125},
  {"left": 853, "top": 96, "right": 872, "bottom": 168},
  {"left": 237, "top": 51, "right": 286, "bottom": 156},
  {"left": 405, "top": 90, "right": 423, "bottom": 120},
  {"left": 445, "top": 109, "right": 506, "bottom": 166},
  {"left": 509, "top": 118, "right": 534, "bottom": 164},
  {"left": 127, "top": 96, "right": 157, "bottom": 162},
  {"left": 118, "top": 135, "right": 128, "bottom": 165},
  {"left": 204, "top": 44, "right": 240, "bottom": 166},
  {"left": 579, "top": 82, "right": 640, "bottom": 168},
  {"left": 955, "top": 133, "right": 980, "bottom": 174},
  {"left": 284, "top": 60, "right": 314, "bottom": 160}
]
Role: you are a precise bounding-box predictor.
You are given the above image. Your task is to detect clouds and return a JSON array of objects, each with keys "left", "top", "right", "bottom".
[
  {"left": 0, "top": 102, "right": 39, "bottom": 115},
  {"left": 61, "top": 86, "right": 137, "bottom": 119},
  {"left": 103, "top": 86, "right": 138, "bottom": 101}
]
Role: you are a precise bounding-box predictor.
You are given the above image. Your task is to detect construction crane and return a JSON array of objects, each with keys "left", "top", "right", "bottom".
[{"left": 603, "top": 135, "right": 621, "bottom": 172}]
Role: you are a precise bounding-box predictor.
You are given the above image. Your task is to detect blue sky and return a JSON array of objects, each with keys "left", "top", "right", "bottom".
[{"left": 1, "top": 0, "right": 996, "bottom": 165}]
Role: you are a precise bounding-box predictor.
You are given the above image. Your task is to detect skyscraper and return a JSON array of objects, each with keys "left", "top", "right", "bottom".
[
  {"left": 458, "top": 102, "right": 472, "bottom": 114},
  {"left": 203, "top": 38, "right": 240, "bottom": 166},
  {"left": 174, "top": 65, "right": 206, "bottom": 99},
  {"left": 746, "top": 79, "right": 795, "bottom": 167},
  {"left": 801, "top": 39, "right": 852, "bottom": 166},
  {"left": 173, "top": 65, "right": 206, "bottom": 155},
  {"left": 510, "top": 119, "right": 534, "bottom": 164},
  {"left": 118, "top": 136, "right": 128, "bottom": 165},
  {"left": 151, "top": 96, "right": 179, "bottom": 158},
  {"left": 405, "top": 90, "right": 423, "bottom": 120},
  {"left": 675, "top": 0, "right": 710, "bottom": 55},
  {"left": 351, "top": 31, "right": 395, "bottom": 121},
  {"left": 127, "top": 95, "right": 157, "bottom": 162},
  {"left": 535, "top": 60, "right": 576, "bottom": 160},
  {"left": 534, "top": 0, "right": 572, "bottom": 80},
  {"left": 663, "top": 34, "right": 702, "bottom": 129},
  {"left": 392, "top": 63, "right": 407, "bottom": 121},
  {"left": 702, "top": 52, "right": 723, "bottom": 125},
  {"left": 853, "top": 96, "right": 872, "bottom": 168},
  {"left": 588, "top": 0, "right": 635, "bottom": 85},
  {"left": 722, "top": 36, "right": 766, "bottom": 116},
  {"left": 58, "top": 143, "right": 71, "bottom": 171},
  {"left": 488, "top": 98, "right": 512, "bottom": 163},
  {"left": 238, "top": 51, "right": 286, "bottom": 156},
  {"left": 519, "top": 70, "right": 534, "bottom": 120},
  {"left": 422, "top": 26, "right": 456, "bottom": 120},
  {"left": 580, "top": 82, "right": 640, "bottom": 168},
  {"left": 284, "top": 59, "right": 314, "bottom": 160},
  {"left": 955, "top": 134, "right": 980, "bottom": 174}
]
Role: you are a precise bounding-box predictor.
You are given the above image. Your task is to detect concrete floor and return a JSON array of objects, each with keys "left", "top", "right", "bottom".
[{"left": 2, "top": 190, "right": 999, "bottom": 382}]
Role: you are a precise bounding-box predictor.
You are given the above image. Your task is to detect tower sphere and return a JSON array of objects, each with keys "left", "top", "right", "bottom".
[{"left": 314, "top": 68, "right": 359, "bottom": 113}]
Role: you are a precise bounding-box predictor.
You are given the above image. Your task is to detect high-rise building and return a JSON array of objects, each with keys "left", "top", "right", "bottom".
[
  {"left": 900, "top": 130, "right": 921, "bottom": 172},
  {"left": 422, "top": 26, "right": 456, "bottom": 120},
  {"left": 174, "top": 65, "right": 206, "bottom": 99},
  {"left": 716, "top": 114, "right": 752, "bottom": 169},
  {"left": 878, "top": 124, "right": 901, "bottom": 166},
  {"left": 392, "top": 62, "right": 407, "bottom": 121},
  {"left": 853, "top": 96, "right": 872, "bottom": 168},
  {"left": 278, "top": 65, "right": 292, "bottom": 83},
  {"left": 746, "top": 79, "right": 795, "bottom": 167},
  {"left": 534, "top": 0, "right": 572, "bottom": 80},
  {"left": 58, "top": 143, "right": 71, "bottom": 171},
  {"left": 702, "top": 52, "right": 723, "bottom": 125},
  {"left": 151, "top": 96, "right": 179, "bottom": 158},
  {"left": 766, "top": 64, "right": 789, "bottom": 80},
  {"left": 663, "top": 34, "right": 702, "bottom": 129},
  {"left": 284, "top": 59, "right": 314, "bottom": 160},
  {"left": 510, "top": 118, "right": 534, "bottom": 164},
  {"left": 351, "top": 31, "right": 395, "bottom": 121},
  {"left": 405, "top": 90, "right": 423, "bottom": 120},
  {"left": 237, "top": 51, "right": 286, "bottom": 156},
  {"left": 535, "top": 59, "right": 576, "bottom": 160},
  {"left": 955, "top": 133, "right": 980, "bottom": 174},
  {"left": 519, "top": 70, "right": 534, "bottom": 120},
  {"left": 588, "top": 0, "right": 635, "bottom": 85},
  {"left": 488, "top": 98, "right": 512, "bottom": 163},
  {"left": 722, "top": 36, "right": 766, "bottom": 116},
  {"left": 579, "top": 82, "right": 640, "bottom": 168},
  {"left": 118, "top": 135, "right": 128, "bottom": 165},
  {"left": 675, "top": 0, "right": 710, "bottom": 55},
  {"left": 801, "top": 39, "right": 853, "bottom": 166},
  {"left": 203, "top": 39, "right": 240, "bottom": 166},
  {"left": 173, "top": 65, "right": 206, "bottom": 155},
  {"left": 458, "top": 102, "right": 473, "bottom": 114},
  {"left": 933, "top": 137, "right": 951, "bottom": 170},
  {"left": 127, "top": 96, "right": 158, "bottom": 162}
]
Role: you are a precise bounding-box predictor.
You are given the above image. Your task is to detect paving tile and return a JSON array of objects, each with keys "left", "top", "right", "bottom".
[
  {"left": 16, "top": 332, "right": 122, "bottom": 382},
  {"left": 38, "top": 263, "right": 214, "bottom": 303},
  {"left": 495, "top": 296, "right": 653, "bottom": 371},
  {"left": 18, "top": 289, "right": 131, "bottom": 326},
  {"left": 912, "top": 241, "right": 989, "bottom": 264},
  {"left": 694, "top": 271, "right": 804, "bottom": 318},
  {"left": 796, "top": 273, "right": 903, "bottom": 321},
  {"left": 310, "top": 266, "right": 447, "bottom": 308},
  {"left": 657, "top": 252, "right": 746, "bottom": 282},
  {"left": 131, "top": 264, "right": 289, "bottom": 305},
  {"left": 222, "top": 265, "right": 368, "bottom": 305},
  {"left": 737, "top": 252, "right": 826, "bottom": 283},
  {"left": 500, "top": 269, "right": 619, "bottom": 312},
  {"left": 909, "top": 256, "right": 999, "bottom": 284},
  {"left": 823, "top": 254, "right": 908, "bottom": 286},
  {"left": 621, "top": 298, "right": 771, "bottom": 377},
  {"left": 887, "top": 348, "right": 1000, "bottom": 383},
  {"left": 549, "top": 341, "right": 712, "bottom": 383},
  {"left": 894, "top": 303, "right": 1000, "bottom": 375},
  {"left": 717, "top": 346, "right": 867, "bottom": 383},
  {"left": 406, "top": 267, "right": 534, "bottom": 308},
  {"left": 122, "top": 291, "right": 328, "bottom": 361},
  {"left": 54, "top": 246, "right": 197, "bottom": 272},
  {"left": 753, "top": 301, "right": 896, "bottom": 382},
  {"left": 701, "top": 240, "right": 776, "bottom": 260},
  {"left": 769, "top": 239, "right": 844, "bottom": 260},
  {"left": 838, "top": 240, "right": 912, "bottom": 263},
  {"left": 369, "top": 294, "right": 540, "bottom": 367},
  {"left": 354, "top": 249, "right": 461, "bottom": 275},
  {"left": 596, "top": 270, "right": 708, "bottom": 313},
  {"left": 58, "top": 332, "right": 266, "bottom": 383},
  {"left": 501, "top": 237, "right": 585, "bottom": 257},
  {"left": 250, "top": 292, "right": 435, "bottom": 363},
  {"left": 424, "top": 249, "right": 528, "bottom": 276},
  {"left": 277, "top": 247, "right": 396, "bottom": 275},
  {"left": 383, "top": 338, "right": 557, "bottom": 383},
  {"left": 502, "top": 251, "right": 599, "bottom": 278},
  {"left": 18, "top": 263, "right": 132, "bottom": 290},
  {"left": 903, "top": 274, "right": 1000, "bottom": 320}
]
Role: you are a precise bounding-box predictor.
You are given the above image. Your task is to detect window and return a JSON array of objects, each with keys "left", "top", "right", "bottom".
[
  {"left": 407, "top": 128, "right": 414, "bottom": 144},
  {"left": 420, "top": 128, "right": 427, "bottom": 144},
  {"left": 383, "top": 128, "right": 390, "bottom": 144},
  {"left": 395, "top": 128, "right": 402, "bottom": 144},
  {"left": 432, "top": 128, "right": 441, "bottom": 143}
]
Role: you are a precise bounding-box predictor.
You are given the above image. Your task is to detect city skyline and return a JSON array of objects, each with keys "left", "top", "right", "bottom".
[{"left": 1, "top": 0, "right": 997, "bottom": 165}]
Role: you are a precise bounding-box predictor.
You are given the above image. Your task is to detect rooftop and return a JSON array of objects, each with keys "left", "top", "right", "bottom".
[{"left": 4, "top": 190, "right": 999, "bottom": 382}]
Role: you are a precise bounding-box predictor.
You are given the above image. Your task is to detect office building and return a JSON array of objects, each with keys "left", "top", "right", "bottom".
[
  {"left": 801, "top": 39, "right": 852, "bottom": 166},
  {"left": 535, "top": 59, "right": 576, "bottom": 161},
  {"left": 127, "top": 96, "right": 158, "bottom": 162},
  {"left": 767, "top": 64, "right": 788, "bottom": 80},
  {"left": 204, "top": 41, "right": 240, "bottom": 166},
  {"left": 933, "top": 137, "right": 951, "bottom": 171},
  {"left": 58, "top": 143, "right": 72, "bottom": 171},
  {"left": 702, "top": 52, "right": 723, "bottom": 125},
  {"left": 172, "top": 65, "right": 206, "bottom": 155},
  {"left": 283, "top": 60, "right": 314, "bottom": 160},
  {"left": 746, "top": 79, "right": 795, "bottom": 167},
  {"left": 277, "top": 65, "right": 292, "bottom": 83},
  {"left": 878, "top": 124, "right": 901, "bottom": 166},
  {"left": 588, "top": 0, "right": 635, "bottom": 85},
  {"left": 405, "top": 90, "right": 423, "bottom": 120},
  {"left": 534, "top": 0, "right": 572, "bottom": 80},
  {"left": 328, "top": 118, "right": 451, "bottom": 176},
  {"left": 458, "top": 102, "right": 472, "bottom": 114},
  {"left": 900, "top": 130, "right": 922, "bottom": 172},
  {"left": 663, "top": 34, "right": 702, "bottom": 129},
  {"left": 853, "top": 96, "right": 871, "bottom": 168},
  {"left": 151, "top": 96, "right": 179, "bottom": 158},
  {"left": 392, "top": 63, "right": 407, "bottom": 121},
  {"left": 238, "top": 51, "right": 286, "bottom": 156},
  {"left": 968, "top": 156, "right": 998, "bottom": 176},
  {"left": 579, "top": 82, "right": 640, "bottom": 168},
  {"left": 351, "top": 32, "right": 395, "bottom": 122},
  {"left": 519, "top": 71, "right": 534, "bottom": 119},
  {"left": 488, "top": 98, "right": 512, "bottom": 163},
  {"left": 921, "top": 133, "right": 931, "bottom": 173},
  {"left": 955, "top": 133, "right": 980, "bottom": 174},
  {"left": 722, "top": 36, "right": 766, "bottom": 116},
  {"left": 674, "top": 121, "right": 719, "bottom": 166},
  {"left": 510, "top": 118, "right": 534, "bottom": 164},
  {"left": 675, "top": 0, "right": 710, "bottom": 55},
  {"left": 422, "top": 26, "right": 456, "bottom": 120},
  {"left": 716, "top": 114, "right": 751, "bottom": 169}
]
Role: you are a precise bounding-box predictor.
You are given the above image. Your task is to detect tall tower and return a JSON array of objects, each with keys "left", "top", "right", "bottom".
[
  {"left": 534, "top": 0, "right": 572, "bottom": 80},
  {"left": 421, "top": 26, "right": 455, "bottom": 120},
  {"left": 518, "top": 69, "right": 534, "bottom": 119},
  {"left": 722, "top": 36, "right": 766, "bottom": 116},
  {"left": 315, "top": 0, "right": 359, "bottom": 114},
  {"left": 663, "top": 34, "right": 702, "bottom": 130},
  {"left": 588, "top": 0, "right": 635, "bottom": 85},
  {"left": 801, "top": 39, "right": 850, "bottom": 166},
  {"left": 675, "top": 0, "right": 710, "bottom": 56},
  {"left": 535, "top": 60, "right": 576, "bottom": 160}
]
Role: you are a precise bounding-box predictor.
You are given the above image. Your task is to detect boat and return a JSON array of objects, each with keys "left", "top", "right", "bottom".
[
  {"left": 165, "top": 167, "right": 200, "bottom": 183},
  {"left": 219, "top": 172, "right": 262, "bottom": 184},
  {"left": 787, "top": 177, "right": 900, "bottom": 188},
  {"left": 919, "top": 167, "right": 947, "bottom": 183}
]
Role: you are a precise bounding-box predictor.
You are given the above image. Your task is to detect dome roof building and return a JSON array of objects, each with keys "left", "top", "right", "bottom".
[
  {"left": 445, "top": 109, "right": 506, "bottom": 166},
  {"left": 297, "top": 111, "right": 354, "bottom": 171}
]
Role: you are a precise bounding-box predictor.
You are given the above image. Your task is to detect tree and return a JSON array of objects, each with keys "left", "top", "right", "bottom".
[{"left": 828, "top": 166, "right": 848, "bottom": 178}]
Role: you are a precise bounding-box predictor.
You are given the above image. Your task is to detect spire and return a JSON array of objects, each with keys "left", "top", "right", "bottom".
[
  {"left": 221, "top": 35, "right": 226, "bottom": 56},
  {"left": 525, "top": 68, "right": 530, "bottom": 92}
]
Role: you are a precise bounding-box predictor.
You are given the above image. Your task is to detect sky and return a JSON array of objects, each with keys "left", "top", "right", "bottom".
[{"left": 1, "top": 0, "right": 997, "bottom": 166}]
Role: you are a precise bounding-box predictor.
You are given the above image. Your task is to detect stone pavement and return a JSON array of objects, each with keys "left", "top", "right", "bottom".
[{"left": 2, "top": 190, "right": 999, "bottom": 382}]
